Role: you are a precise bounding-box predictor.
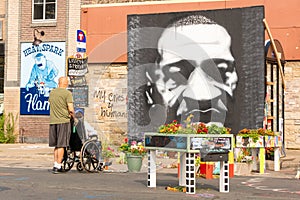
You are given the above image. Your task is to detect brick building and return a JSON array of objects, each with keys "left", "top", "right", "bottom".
[
  {"left": 2, "top": 0, "right": 300, "bottom": 149},
  {"left": 4, "top": 0, "right": 81, "bottom": 143}
]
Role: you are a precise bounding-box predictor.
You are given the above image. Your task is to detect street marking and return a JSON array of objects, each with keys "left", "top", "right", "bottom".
[{"left": 242, "top": 178, "right": 300, "bottom": 195}]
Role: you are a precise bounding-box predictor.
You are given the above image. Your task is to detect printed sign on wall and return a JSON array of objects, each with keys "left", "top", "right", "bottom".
[{"left": 20, "top": 42, "right": 66, "bottom": 115}]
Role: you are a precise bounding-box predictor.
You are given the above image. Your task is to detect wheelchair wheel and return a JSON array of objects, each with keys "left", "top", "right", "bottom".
[
  {"left": 62, "top": 148, "right": 75, "bottom": 172},
  {"left": 80, "top": 140, "right": 100, "bottom": 172},
  {"left": 76, "top": 162, "right": 83, "bottom": 171}
]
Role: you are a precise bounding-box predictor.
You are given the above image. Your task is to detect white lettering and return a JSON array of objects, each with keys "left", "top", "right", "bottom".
[{"left": 25, "top": 93, "right": 50, "bottom": 113}]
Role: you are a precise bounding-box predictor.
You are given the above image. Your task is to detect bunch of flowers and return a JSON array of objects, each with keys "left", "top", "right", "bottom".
[
  {"left": 158, "top": 120, "right": 182, "bottom": 134},
  {"left": 119, "top": 138, "right": 147, "bottom": 157},
  {"left": 196, "top": 122, "right": 208, "bottom": 134},
  {"left": 236, "top": 148, "right": 253, "bottom": 163},
  {"left": 238, "top": 128, "right": 275, "bottom": 136},
  {"left": 237, "top": 128, "right": 275, "bottom": 143},
  {"left": 102, "top": 145, "right": 115, "bottom": 159},
  {"left": 158, "top": 115, "right": 231, "bottom": 134}
]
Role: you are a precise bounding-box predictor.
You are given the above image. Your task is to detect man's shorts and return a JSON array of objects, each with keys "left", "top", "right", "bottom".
[{"left": 49, "top": 122, "right": 71, "bottom": 148}]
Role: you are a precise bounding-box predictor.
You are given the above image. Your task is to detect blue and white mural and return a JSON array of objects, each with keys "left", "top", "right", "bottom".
[{"left": 20, "top": 42, "right": 66, "bottom": 115}]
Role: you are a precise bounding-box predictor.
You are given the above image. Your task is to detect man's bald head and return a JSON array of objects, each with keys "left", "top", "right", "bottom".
[{"left": 58, "top": 77, "right": 69, "bottom": 88}]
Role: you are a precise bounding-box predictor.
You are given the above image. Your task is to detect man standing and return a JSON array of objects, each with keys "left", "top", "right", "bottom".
[{"left": 49, "top": 77, "right": 75, "bottom": 173}]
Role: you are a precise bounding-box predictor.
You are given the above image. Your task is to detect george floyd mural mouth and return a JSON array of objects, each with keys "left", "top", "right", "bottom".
[{"left": 127, "top": 6, "right": 266, "bottom": 138}]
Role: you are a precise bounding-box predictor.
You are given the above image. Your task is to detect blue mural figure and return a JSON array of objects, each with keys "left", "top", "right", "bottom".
[{"left": 25, "top": 53, "right": 59, "bottom": 97}]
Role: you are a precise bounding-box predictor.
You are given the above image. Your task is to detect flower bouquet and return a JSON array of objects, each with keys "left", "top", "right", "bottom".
[
  {"left": 158, "top": 115, "right": 231, "bottom": 135},
  {"left": 236, "top": 128, "right": 275, "bottom": 147},
  {"left": 237, "top": 128, "right": 275, "bottom": 139},
  {"left": 119, "top": 138, "right": 147, "bottom": 157}
]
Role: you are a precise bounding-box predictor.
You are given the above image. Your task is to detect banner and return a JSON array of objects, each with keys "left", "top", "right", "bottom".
[{"left": 20, "top": 42, "right": 66, "bottom": 115}]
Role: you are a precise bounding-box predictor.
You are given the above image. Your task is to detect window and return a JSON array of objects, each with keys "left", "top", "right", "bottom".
[{"left": 32, "top": 0, "right": 56, "bottom": 21}]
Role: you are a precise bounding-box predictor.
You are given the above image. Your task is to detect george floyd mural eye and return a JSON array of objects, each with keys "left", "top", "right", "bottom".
[{"left": 127, "top": 6, "right": 265, "bottom": 138}]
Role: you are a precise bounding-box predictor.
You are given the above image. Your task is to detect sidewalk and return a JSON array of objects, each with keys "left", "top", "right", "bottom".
[
  {"left": 0, "top": 143, "right": 178, "bottom": 173},
  {"left": 0, "top": 143, "right": 299, "bottom": 178}
]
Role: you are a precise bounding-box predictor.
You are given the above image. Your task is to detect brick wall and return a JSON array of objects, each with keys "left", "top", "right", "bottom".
[
  {"left": 4, "top": 0, "right": 80, "bottom": 143},
  {"left": 0, "top": 0, "right": 5, "bottom": 43},
  {"left": 20, "top": 0, "right": 68, "bottom": 42},
  {"left": 15, "top": 0, "right": 69, "bottom": 143},
  {"left": 5, "top": 0, "right": 20, "bottom": 138},
  {"left": 19, "top": 116, "right": 49, "bottom": 143},
  {"left": 67, "top": 0, "right": 81, "bottom": 56},
  {"left": 84, "top": 63, "right": 128, "bottom": 146},
  {"left": 0, "top": 0, "right": 5, "bottom": 13},
  {"left": 282, "top": 61, "right": 300, "bottom": 148}
]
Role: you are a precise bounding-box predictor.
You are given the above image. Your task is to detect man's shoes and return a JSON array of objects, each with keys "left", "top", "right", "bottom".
[{"left": 51, "top": 167, "right": 64, "bottom": 174}]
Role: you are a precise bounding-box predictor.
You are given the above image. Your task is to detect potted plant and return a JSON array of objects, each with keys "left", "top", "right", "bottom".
[
  {"left": 234, "top": 147, "right": 253, "bottom": 175},
  {"left": 119, "top": 138, "right": 147, "bottom": 172}
]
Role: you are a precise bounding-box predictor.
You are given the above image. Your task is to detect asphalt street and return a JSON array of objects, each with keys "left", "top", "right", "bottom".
[
  {"left": 1, "top": 167, "right": 300, "bottom": 200},
  {"left": 0, "top": 144, "right": 300, "bottom": 200}
]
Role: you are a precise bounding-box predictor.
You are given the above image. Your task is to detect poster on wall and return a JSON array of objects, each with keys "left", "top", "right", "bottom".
[
  {"left": 127, "top": 6, "right": 265, "bottom": 136},
  {"left": 68, "top": 86, "right": 89, "bottom": 107},
  {"left": 20, "top": 42, "right": 66, "bottom": 115}
]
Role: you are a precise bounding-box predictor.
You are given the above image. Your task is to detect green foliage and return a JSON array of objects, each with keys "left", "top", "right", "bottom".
[
  {"left": 208, "top": 124, "right": 231, "bottom": 134},
  {"left": 236, "top": 148, "right": 253, "bottom": 163},
  {"left": 101, "top": 142, "right": 115, "bottom": 159},
  {"left": 0, "top": 114, "right": 5, "bottom": 143},
  {"left": 237, "top": 128, "right": 275, "bottom": 143},
  {"left": 195, "top": 155, "right": 201, "bottom": 167},
  {"left": 0, "top": 112, "right": 18, "bottom": 143}
]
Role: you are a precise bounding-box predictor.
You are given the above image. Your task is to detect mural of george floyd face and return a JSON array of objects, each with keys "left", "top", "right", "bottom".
[
  {"left": 127, "top": 6, "right": 265, "bottom": 137},
  {"left": 155, "top": 15, "right": 238, "bottom": 127}
]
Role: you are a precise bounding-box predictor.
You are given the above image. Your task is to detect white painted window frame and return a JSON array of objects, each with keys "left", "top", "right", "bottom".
[{"left": 32, "top": 0, "right": 57, "bottom": 22}]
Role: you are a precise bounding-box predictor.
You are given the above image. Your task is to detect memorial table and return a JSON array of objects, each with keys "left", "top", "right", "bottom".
[
  {"left": 144, "top": 133, "right": 233, "bottom": 194},
  {"left": 235, "top": 135, "right": 282, "bottom": 173}
]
